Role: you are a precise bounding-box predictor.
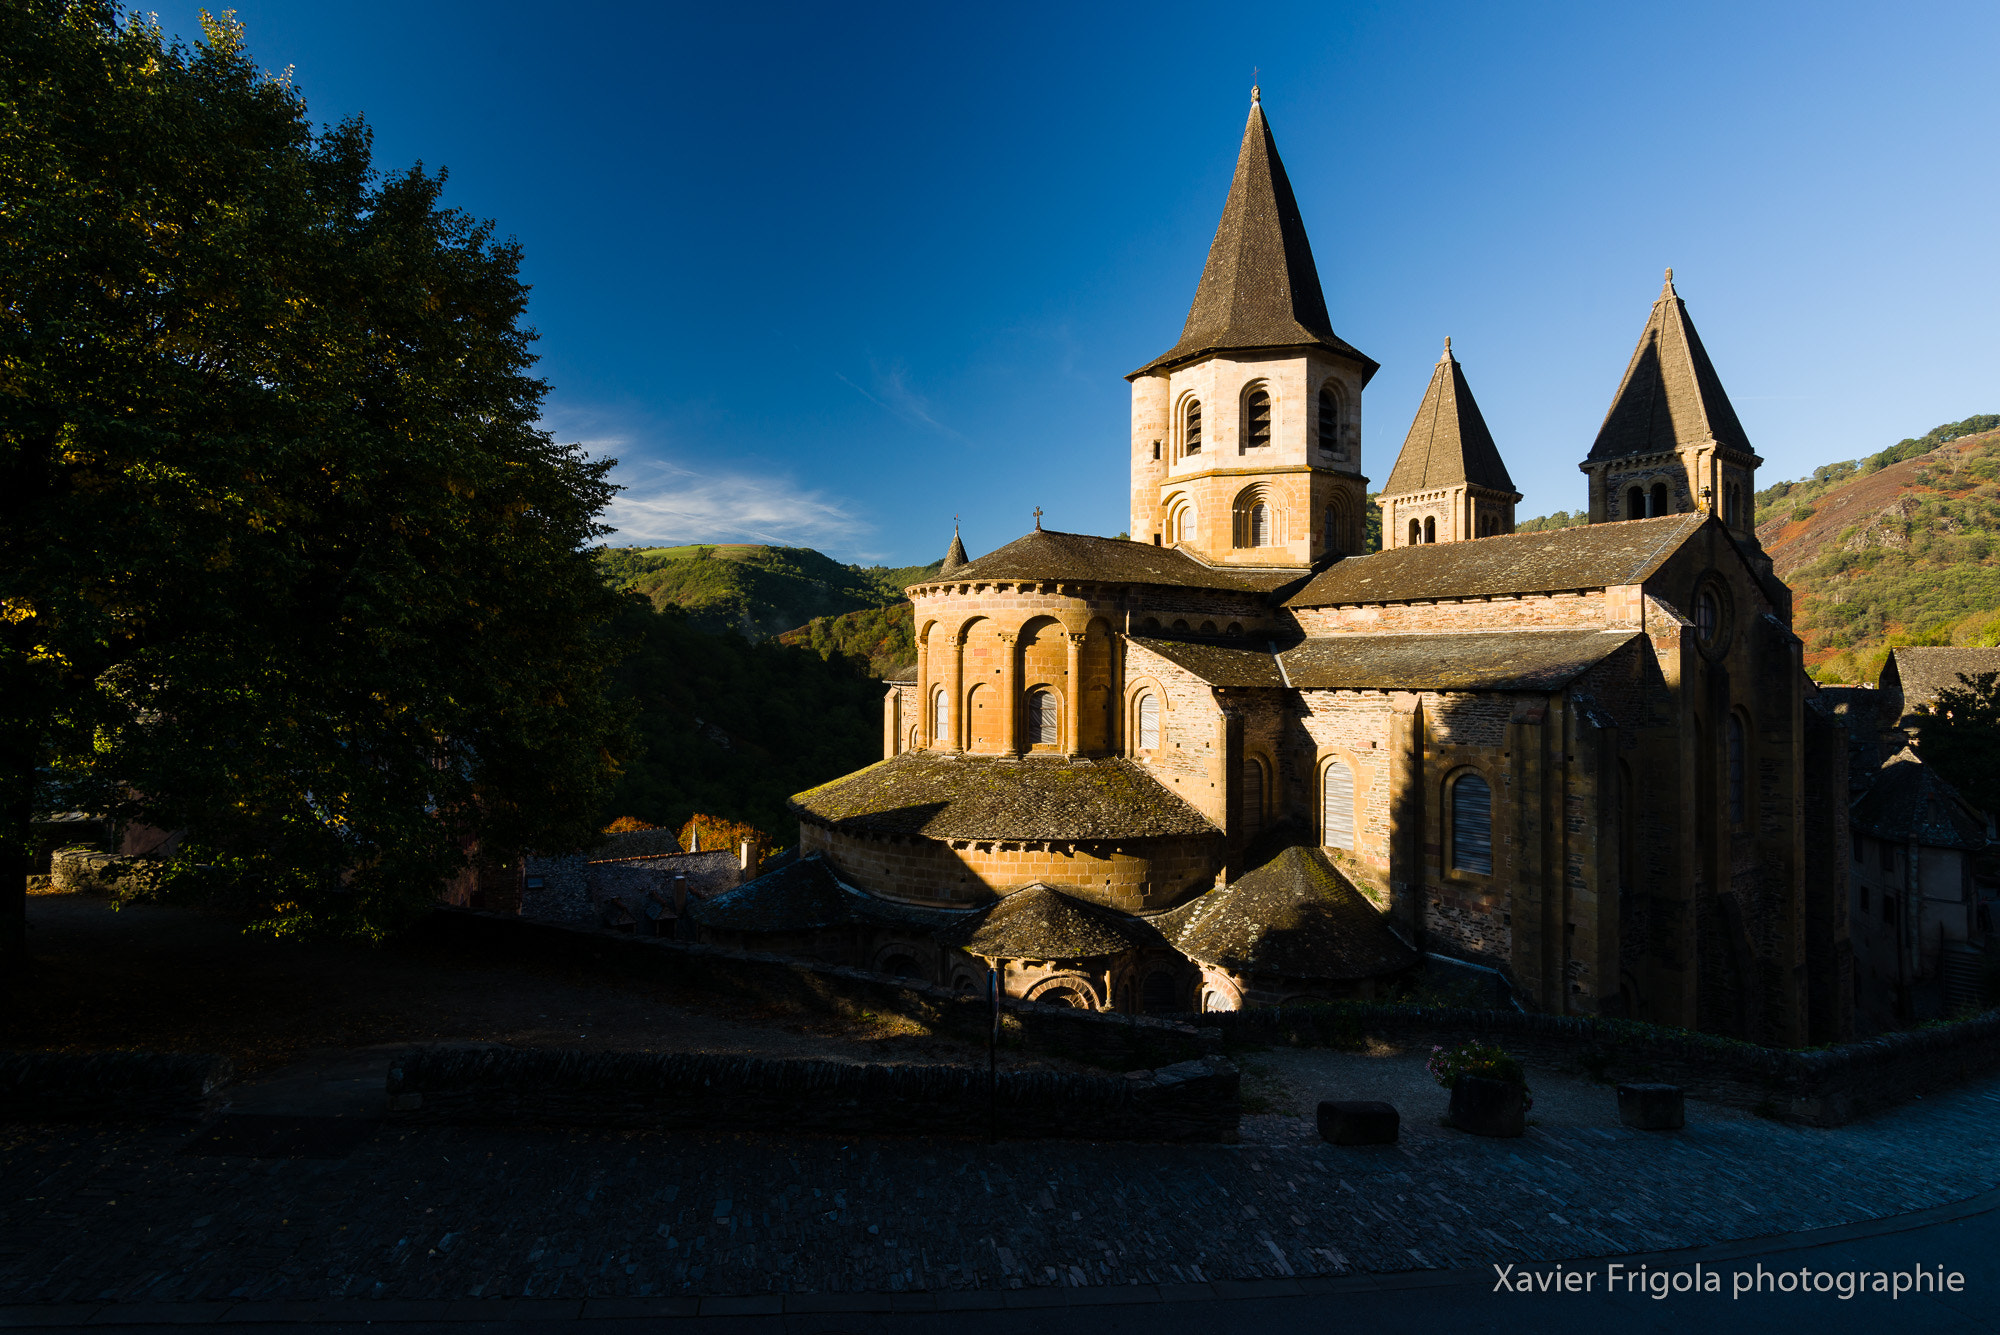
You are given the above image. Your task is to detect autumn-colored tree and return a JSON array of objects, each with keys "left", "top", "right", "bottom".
[
  {"left": 1, "top": 4, "right": 628, "bottom": 956},
  {"left": 678, "top": 813, "right": 770, "bottom": 858}
]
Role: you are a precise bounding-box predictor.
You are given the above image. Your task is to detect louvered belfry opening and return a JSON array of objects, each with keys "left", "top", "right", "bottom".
[
  {"left": 1322, "top": 761, "right": 1355, "bottom": 851},
  {"left": 1249, "top": 502, "right": 1269, "bottom": 547},
  {"left": 1452, "top": 772, "right": 1493, "bottom": 874},
  {"left": 1185, "top": 399, "right": 1202, "bottom": 455},
  {"left": 1244, "top": 388, "right": 1271, "bottom": 451},
  {"left": 1136, "top": 693, "right": 1160, "bottom": 750},
  {"left": 1318, "top": 385, "right": 1338, "bottom": 450},
  {"left": 1026, "top": 688, "right": 1058, "bottom": 747}
]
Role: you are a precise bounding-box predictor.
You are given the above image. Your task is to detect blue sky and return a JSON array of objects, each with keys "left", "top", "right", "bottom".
[{"left": 148, "top": 2, "right": 2000, "bottom": 566}]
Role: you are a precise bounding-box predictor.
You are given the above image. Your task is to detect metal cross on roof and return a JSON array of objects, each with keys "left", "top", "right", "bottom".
[{"left": 1033, "top": 507, "right": 1043, "bottom": 530}]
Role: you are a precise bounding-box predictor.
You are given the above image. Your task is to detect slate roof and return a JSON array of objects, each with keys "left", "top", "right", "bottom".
[
  {"left": 940, "top": 527, "right": 969, "bottom": 575},
  {"left": 1879, "top": 647, "right": 2000, "bottom": 721},
  {"left": 1155, "top": 846, "right": 1418, "bottom": 981},
  {"left": 587, "top": 827, "right": 683, "bottom": 861},
  {"left": 1131, "top": 94, "right": 1376, "bottom": 379},
  {"left": 1129, "top": 637, "right": 1287, "bottom": 688},
  {"left": 687, "top": 856, "right": 862, "bottom": 932},
  {"left": 914, "top": 528, "right": 1299, "bottom": 595},
  {"left": 1851, "top": 750, "right": 1990, "bottom": 851},
  {"left": 1286, "top": 512, "right": 1707, "bottom": 607},
  {"left": 1589, "top": 272, "right": 1757, "bottom": 462},
  {"left": 934, "top": 884, "right": 1168, "bottom": 960},
  {"left": 789, "top": 751, "right": 1221, "bottom": 842},
  {"left": 1281, "top": 630, "right": 1640, "bottom": 692},
  {"left": 1383, "top": 340, "right": 1516, "bottom": 496}
]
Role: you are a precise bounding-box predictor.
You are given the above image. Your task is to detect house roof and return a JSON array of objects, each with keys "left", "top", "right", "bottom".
[
  {"left": 586, "top": 826, "right": 683, "bottom": 861},
  {"left": 912, "top": 527, "right": 1299, "bottom": 595},
  {"left": 1382, "top": 340, "right": 1516, "bottom": 496},
  {"left": 1131, "top": 93, "right": 1375, "bottom": 380},
  {"left": 933, "top": 883, "right": 1167, "bottom": 960},
  {"left": 1155, "top": 845, "right": 1418, "bottom": 981},
  {"left": 1286, "top": 512, "right": 1707, "bottom": 607},
  {"left": 1588, "top": 271, "right": 1757, "bottom": 463},
  {"left": 789, "top": 750, "right": 1221, "bottom": 842},
  {"left": 1879, "top": 647, "right": 2000, "bottom": 721},
  {"left": 1851, "top": 749, "right": 1989, "bottom": 850}
]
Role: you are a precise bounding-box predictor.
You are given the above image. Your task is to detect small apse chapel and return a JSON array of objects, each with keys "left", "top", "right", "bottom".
[{"left": 694, "top": 89, "right": 1852, "bottom": 1045}]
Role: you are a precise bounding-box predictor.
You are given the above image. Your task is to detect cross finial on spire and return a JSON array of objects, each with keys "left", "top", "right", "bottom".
[
  {"left": 1442, "top": 335, "right": 1453, "bottom": 360},
  {"left": 1033, "top": 506, "right": 1044, "bottom": 530},
  {"left": 1663, "top": 266, "right": 1676, "bottom": 292}
]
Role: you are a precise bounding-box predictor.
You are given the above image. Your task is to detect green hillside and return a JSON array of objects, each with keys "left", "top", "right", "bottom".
[
  {"left": 781, "top": 602, "right": 919, "bottom": 679},
  {"left": 596, "top": 544, "right": 940, "bottom": 642}
]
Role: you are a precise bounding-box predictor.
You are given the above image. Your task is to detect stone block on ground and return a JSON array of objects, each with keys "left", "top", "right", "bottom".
[
  {"left": 1316, "top": 1099, "right": 1398, "bottom": 1145},
  {"left": 1617, "top": 1082, "right": 1685, "bottom": 1130},
  {"left": 1447, "top": 1075, "right": 1526, "bottom": 1137}
]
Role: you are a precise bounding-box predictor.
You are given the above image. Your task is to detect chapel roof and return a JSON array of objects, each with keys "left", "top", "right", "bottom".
[
  {"left": 914, "top": 527, "right": 1300, "bottom": 595},
  {"left": 1588, "top": 271, "right": 1757, "bottom": 463},
  {"left": 789, "top": 750, "right": 1221, "bottom": 842},
  {"left": 1131, "top": 92, "right": 1376, "bottom": 380},
  {"left": 933, "top": 883, "right": 1168, "bottom": 960},
  {"left": 1132, "top": 629, "right": 1640, "bottom": 692},
  {"left": 1382, "top": 339, "right": 1516, "bottom": 496},
  {"left": 1286, "top": 512, "right": 1707, "bottom": 607},
  {"left": 1850, "top": 749, "right": 1990, "bottom": 850},
  {"left": 1155, "top": 845, "right": 1418, "bottom": 981}
]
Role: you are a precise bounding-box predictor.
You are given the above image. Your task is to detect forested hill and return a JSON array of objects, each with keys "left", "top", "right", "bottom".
[
  {"left": 597, "top": 543, "right": 941, "bottom": 642},
  {"left": 1751, "top": 414, "right": 2000, "bottom": 683}
]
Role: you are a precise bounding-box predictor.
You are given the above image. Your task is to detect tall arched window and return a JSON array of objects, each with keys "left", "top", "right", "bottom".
[
  {"left": 1249, "top": 502, "right": 1269, "bottom": 546},
  {"left": 1322, "top": 760, "right": 1355, "bottom": 851},
  {"left": 1243, "top": 388, "right": 1271, "bottom": 451},
  {"left": 1136, "top": 692, "right": 1160, "bottom": 750},
  {"left": 1233, "top": 487, "right": 1276, "bottom": 548},
  {"left": 1423, "top": 515, "right": 1437, "bottom": 543},
  {"left": 1451, "top": 772, "right": 1493, "bottom": 874},
  {"left": 1627, "top": 486, "right": 1645, "bottom": 521},
  {"left": 1727, "top": 715, "right": 1746, "bottom": 827},
  {"left": 931, "top": 688, "right": 950, "bottom": 746},
  {"left": 1407, "top": 518, "right": 1420, "bottom": 547},
  {"left": 1184, "top": 399, "right": 1202, "bottom": 456},
  {"left": 1650, "top": 482, "right": 1668, "bottom": 516},
  {"left": 1317, "top": 385, "right": 1338, "bottom": 452},
  {"left": 1026, "top": 688, "right": 1058, "bottom": 746},
  {"left": 1242, "top": 756, "right": 1265, "bottom": 833}
]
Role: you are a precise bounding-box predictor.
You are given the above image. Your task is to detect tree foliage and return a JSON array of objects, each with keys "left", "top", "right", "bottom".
[
  {"left": 0, "top": 4, "right": 627, "bottom": 944},
  {"left": 1913, "top": 672, "right": 2000, "bottom": 817}
]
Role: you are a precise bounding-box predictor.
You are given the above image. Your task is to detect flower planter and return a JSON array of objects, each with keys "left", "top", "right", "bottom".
[{"left": 1448, "top": 1075, "right": 1527, "bottom": 1137}]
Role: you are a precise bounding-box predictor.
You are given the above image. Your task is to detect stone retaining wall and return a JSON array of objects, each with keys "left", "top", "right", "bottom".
[
  {"left": 0, "top": 1051, "right": 233, "bottom": 1123},
  {"left": 1183, "top": 1003, "right": 2000, "bottom": 1126},
  {"left": 48, "top": 848, "right": 151, "bottom": 897},
  {"left": 418, "top": 909, "right": 1215, "bottom": 1070},
  {"left": 384, "top": 1047, "right": 1240, "bottom": 1143}
]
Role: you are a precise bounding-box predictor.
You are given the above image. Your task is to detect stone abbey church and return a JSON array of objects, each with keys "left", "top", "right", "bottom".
[{"left": 699, "top": 92, "right": 1852, "bottom": 1045}]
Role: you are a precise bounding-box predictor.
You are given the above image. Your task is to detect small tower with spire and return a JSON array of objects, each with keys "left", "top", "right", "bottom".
[
  {"left": 939, "top": 520, "right": 969, "bottom": 575},
  {"left": 1581, "top": 270, "right": 1763, "bottom": 540},
  {"left": 1126, "top": 88, "right": 1378, "bottom": 565},
  {"left": 1377, "top": 338, "right": 1521, "bottom": 548}
]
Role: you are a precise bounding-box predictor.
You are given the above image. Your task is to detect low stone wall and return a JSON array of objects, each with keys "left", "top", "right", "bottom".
[
  {"left": 385, "top": 1047, "right": 1240, "bottom": 1143},
  {"left": 418, "top": 909, "right": 1215, "bottom": 1071},
  {"left": 0, "top": 1051, "right": 234, "bottom": 1123},
  {"left": 1180, "top": 1003, "right": 2000, "bottom": 1126},
  {"left": 48, "top": 847, "right": 151, "bottom": 897}
]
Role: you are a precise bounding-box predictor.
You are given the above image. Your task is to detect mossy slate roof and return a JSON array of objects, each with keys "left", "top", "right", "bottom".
[
  {"left": 1287, "top": 513, "right": 1707, "bottom": 607},
  {"left": 790, "top": 751, "right": 1220, "bottom": 842},
  {"left": 690, "top": 855, "right": 955, "bottom": 932},
  {"left": 934, "top": 884, "right": 1168, "bottom": 960},
  {"left": 1851, "top": 750, "right": 1990, "bottom": 852},
  {"left": 1156, "top": 846, "right": 1418, "bottom": 981},
  {"left": 1383, "top": 343, "right": 1515, "bottom": 496},
  {"left": 914, "top": 528, "right": 1298, "bottom": 596},
  {"left": 1881, "top": 646, "right": 2000, "bottom": 719},
  {"left": 1136, "top": 630, "right": 1638, "bottom": 692}
]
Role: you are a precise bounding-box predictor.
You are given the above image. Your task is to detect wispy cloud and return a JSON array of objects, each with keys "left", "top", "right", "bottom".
[{"left": 833, "top": 360, "right": 976, "bottom": 447}]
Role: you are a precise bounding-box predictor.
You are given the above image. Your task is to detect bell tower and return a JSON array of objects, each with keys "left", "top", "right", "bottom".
[{"left": 1127, "top": 89, "right": 1377, "bottom": 566}]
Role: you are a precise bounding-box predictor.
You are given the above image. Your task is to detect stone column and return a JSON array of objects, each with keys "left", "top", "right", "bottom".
[
  {"left": 943, "top": 635, "right": 965, "bottom": 752},
  {"left": 915, "top": 634, "right": 931, "bottom": 747},
  {"left": 996, "top": 630, "right": 1019, "bottom": 755},
  {"left": 1064, "top": 633, "right": 1085, "bottom": 754}
]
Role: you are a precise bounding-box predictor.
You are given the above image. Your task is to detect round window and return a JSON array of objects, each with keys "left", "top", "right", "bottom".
[{"left": 1692, "top": 577, "right": 1733, "bottom": 654}]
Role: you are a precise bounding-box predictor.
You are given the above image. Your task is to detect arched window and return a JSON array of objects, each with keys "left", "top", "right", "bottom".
[
  {"left": 1324, "top": 505, "right": 1338, "bottom": 553},
  {"left": 931, "top": 688, "right": 950, "bottom": 745},
  {"left": 1727, "top": 715, "right": 1746, "bottom": 827},
  {"left": 1627, "top": 486, "right": 1645, "bottom": 520},
  {"left": 1408, "top": 518, "right": 1420, "bottom": 547},
  {"left": 1242, "top": 756, "right": 1265, "bottom": 833},
  {"left": 1232, "top": 487, "right": 1276, "bottom": 548},
  {"left": 1650, "top": 482, "right": 1668, "bottom": 516},
  {"left": 1322, "top": 760, "right": 1355, "bottom": 851},
  {"left": 1184, "top": 399, "right": 1202, "bottom": 456},
  {"left": 1164, "top": 495, "right": 1195, "bottom": 545},
  {"left": 1026, "top": 688, "right": 1058, "bottom": 746},
  {"left": 1423, "top": 515, "right": 1436, "bottom": 543},
  {"left": 1451, "top": 772, "right": 1493, "bottom": 874},
  {"left": 1249, "top": 502, "right": 1269, "bottom": 546},
  {"left": 1136, "top": 693, "right": 1160, "bottom": 750},
  {"left": 1243, "top": 388, "right": 1271, "bottom": 451},
  {"left": 1695, "top": 588, "right": 1719, "bottom": 644},
  {"left": 1317, "top": 385, "right": 1339, "bottom": 452}
]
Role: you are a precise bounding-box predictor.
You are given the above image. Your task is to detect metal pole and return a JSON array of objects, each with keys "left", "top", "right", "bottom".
[{"left": 987, "top": 963, "right": 1000, "bottom": 1144}]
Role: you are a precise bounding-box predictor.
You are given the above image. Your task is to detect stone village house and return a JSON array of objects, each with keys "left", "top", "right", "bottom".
[{"left": 693, "top": 91, "right": 1855, "bottom": 1045}]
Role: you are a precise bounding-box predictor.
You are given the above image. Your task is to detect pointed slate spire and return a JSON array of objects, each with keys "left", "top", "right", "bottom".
[
  {"left": 940, "top": 521, "right": 969, "bottom": 574},
  {"left": 1383, "top": 337, "right": 1515, "bottom": 494},
  {"left": 1588, "top": 269, "right": 1755, "bottom": 460},
  {"left": 1134, "top": 91, "right": 1375, "bottom": 377}
]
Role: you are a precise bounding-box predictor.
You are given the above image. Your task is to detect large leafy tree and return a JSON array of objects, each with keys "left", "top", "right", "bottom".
[
  {"left": 1912, "top": 671, "right": 2000, "bottom": 817},
  {"left": 1, "top": 3, "right": 627, "bottom": 956}
]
